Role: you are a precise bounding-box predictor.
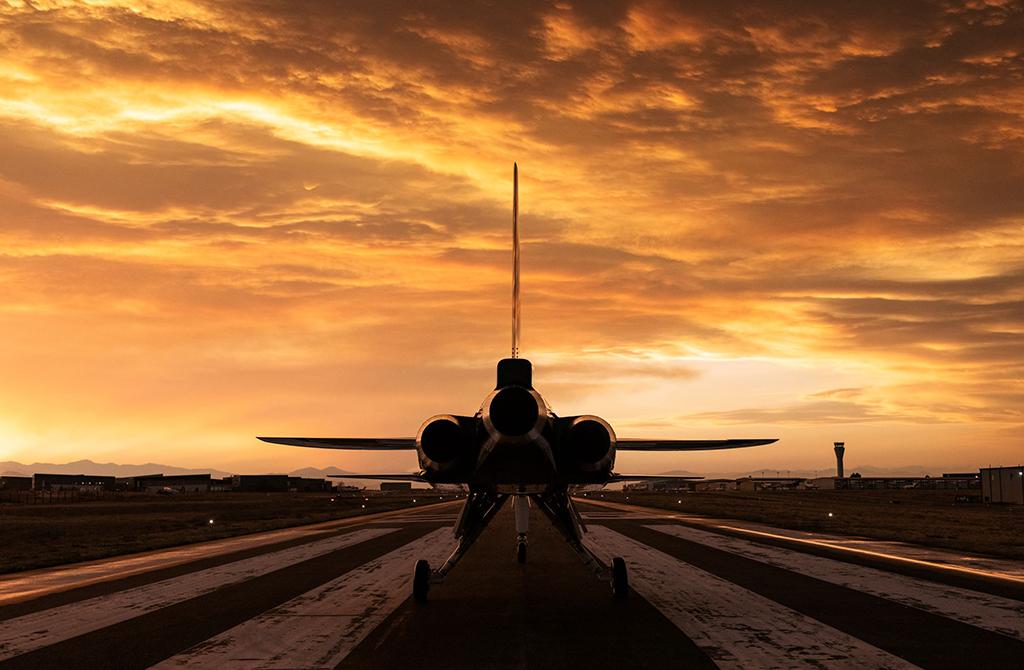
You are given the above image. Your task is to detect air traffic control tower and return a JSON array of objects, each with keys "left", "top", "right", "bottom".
[{"left": 834, "top": 442, "right": 846, "bottom": 478}]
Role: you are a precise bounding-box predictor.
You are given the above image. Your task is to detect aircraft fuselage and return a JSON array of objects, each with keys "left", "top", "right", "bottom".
[{"left": 415, "top": 358, "right": 616, "bottom": 490}]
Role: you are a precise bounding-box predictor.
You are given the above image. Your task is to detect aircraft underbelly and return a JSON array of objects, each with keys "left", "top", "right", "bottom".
[
  {"left": 474, "top": 441, "right": 555, "bottom": 485},
  {"left": 495, "top": 483, "right": 550, "bottom": 494}
]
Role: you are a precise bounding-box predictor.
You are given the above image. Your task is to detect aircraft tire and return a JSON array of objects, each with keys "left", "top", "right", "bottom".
[
  {"left": 517, "top": 542, "right": 527, "bottom": 564},
  {"left": 611, "top": 557, "right": 629, "bottom": 599},
  {"left": 413, "top": 559, "right": 431, "bottom": 603}
]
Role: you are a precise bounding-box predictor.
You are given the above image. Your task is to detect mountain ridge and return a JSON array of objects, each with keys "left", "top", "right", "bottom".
[{"left": 0, "top": 460, "right": 353, "bottom": 480}]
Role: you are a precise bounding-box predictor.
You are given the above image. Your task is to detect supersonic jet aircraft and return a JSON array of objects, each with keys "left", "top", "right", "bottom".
[{"left": 260, "top": 164, "right": 777, "bottom": 600}]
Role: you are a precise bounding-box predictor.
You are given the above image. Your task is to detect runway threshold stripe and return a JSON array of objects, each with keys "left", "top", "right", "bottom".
[
  {"left": 584, "top": 525, "right": 916, "bottom": 669},
  {"left": 603, "top": 523, "right": 1024, "bottom": 669},
  {"left": 154, "top": 528, "right": 457, "bottom": 669},
  {"left": 0, "top": 525, "right": 442, "bottom": 670},
  {"left": 647, "top": 524, "right": 1024, "bottom": 642},
  {"left": 0, "top": 528, "right": 398, "bottom": 662}
]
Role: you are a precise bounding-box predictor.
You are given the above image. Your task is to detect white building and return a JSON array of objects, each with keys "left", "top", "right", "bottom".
[{"left": 981, "top": 466, "right": 1024, "bottom": 505}]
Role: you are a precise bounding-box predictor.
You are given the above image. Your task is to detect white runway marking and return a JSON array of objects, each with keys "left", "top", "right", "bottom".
[
  {"left": 580, "top": 513, "right": 671, "bottom": 520},
  {"left": 581, "top": 499, "right": 1024, "bottom": 584},
  {"left": 369, "top": 514, "right": 457, "bottom": 523},
  {"left": 0, "top": 505, "right": 458, "bottom": 606},
  {"left": 0, "top": 525, "right": 356, "bottom": 605},
  {"left": 0, "top": 527, "right": 398, "bottom": 661},
  {"left": 647, "top": 523, "right": 1024, "bottom": 642},
  {"left": 584, "top": 525, "right": 918, "bottom": 670},
  {"left": 153, "top": 527, "right": 457, "bottom": 669}
]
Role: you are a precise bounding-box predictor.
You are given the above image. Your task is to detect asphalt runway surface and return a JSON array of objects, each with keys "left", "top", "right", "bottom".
[{"left": 1, "top": 498, "right": 1023, "bottom": 669}]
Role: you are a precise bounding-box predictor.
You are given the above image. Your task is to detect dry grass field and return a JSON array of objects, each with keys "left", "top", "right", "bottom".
[
  {"left": 589, "top": 489, "right": 1024, "bottom": 560},
  {"left": 0, "top": 492, "right": 444, "bottom": 574}
]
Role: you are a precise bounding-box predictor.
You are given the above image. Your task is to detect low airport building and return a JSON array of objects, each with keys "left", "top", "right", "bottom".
[
  {"left": 115, "top": 474, "right": 164, "bottom": 492},
  {"left": 694, "top": 479, "right": 737, "bottom": 492},
  {"left": 211, "top": 476, "right": 235, "bottom": 492},
  {"left": 229, "top": 475, "right": 328, "bottom": 492},
  {"left": 844, "top": 476, "right": 979, "bottom": 490},
  {"left": 737, "top": 477, "right": 803, "bottom": 492},
  {"left": 232, "top": 474, "right": 290, "bottom": 492},
  {"left": 288, "top": 477, "right": 332, "bottom": 493},
  {"left": 380, "top": 482, "right": 412, "bottom": 492},
  {"left": 937, "top": 473, "right": 978, "bottom": 483},
  {"left": 0, "top": 475, "right": 32, "bottom": 491},
  {"left": 806, "top": 475, "right": 979, "bottom": 491},
  {"left": 116, "top": 474, "right": 213, "bottom": 493},
  {"left": 143, "top": 474, "right": 211, "bottom": 494},
  {"left": 32, "top": 473, "right": 116, "bottom": 492},
  {"left": 805, "top": 477, "right": 838, "bottom": 490},
  {"left": 623, "top": 480, "right": 696, "bottom": 493},
  {"left": 981, "top": 466, "right": 1024, "bottom": 505}
]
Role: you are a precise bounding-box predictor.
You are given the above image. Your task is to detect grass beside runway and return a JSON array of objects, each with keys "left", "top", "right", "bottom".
[
  {"left": 581, "top": 489, "right": 1024, "bottom": 560},
  {"left": 0, "top": 491, "right": 452, "bottom": 574}
]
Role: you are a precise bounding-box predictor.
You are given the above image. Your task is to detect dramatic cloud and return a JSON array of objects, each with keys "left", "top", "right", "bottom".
[{"left": 0, "top": 0, "right": 1021, "bottom": 472}]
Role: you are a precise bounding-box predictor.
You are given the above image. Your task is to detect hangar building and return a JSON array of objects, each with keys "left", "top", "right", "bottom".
[{"left": 33, "top": 473, "right": 116, "bottom": 492}]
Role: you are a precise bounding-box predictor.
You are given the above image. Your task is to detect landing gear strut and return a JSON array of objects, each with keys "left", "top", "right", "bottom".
[
  {"left": 534, "top": 489, "right": 628, "bottom": 598},
  {"left": 411, "top": 488, "right": 628, "bottom": 602},
  {"left": 413, "top": 489, "right": 508, "bottom": 603}
]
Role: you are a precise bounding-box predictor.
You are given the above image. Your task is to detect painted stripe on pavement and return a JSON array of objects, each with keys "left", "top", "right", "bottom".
[
  {"left": 0, "top": 527, "right": 397, "bottom": 661},
  {"left": 647, "top": 523, "right": 1024, "bottom": 642},
  {"left": 584, "top": 525, "right": 918, "bottom": 670},
  {"left": 153, "top": 527, "right": 457, "bottom": 669}
]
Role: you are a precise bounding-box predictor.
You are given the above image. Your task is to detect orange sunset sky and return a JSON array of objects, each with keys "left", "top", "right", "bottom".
[{"left": 0, "top": 0, "right": 1021, "bottom": 475}]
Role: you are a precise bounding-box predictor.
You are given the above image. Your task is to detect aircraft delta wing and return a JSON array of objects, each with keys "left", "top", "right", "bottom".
[
  {"left": 258, "top": 437, "right": 776, "bottom": 451},
  {"left": 616, "top": 438, "right": 776, "bottom": 451},
  {"left": 257, "top": 437, "right": 416, "bottom": 449},
  {"left": 259, "top": 164, "right": 777, "bottom": 600}
]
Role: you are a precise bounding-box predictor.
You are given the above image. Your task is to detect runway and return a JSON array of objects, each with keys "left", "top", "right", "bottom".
[{"left": 1, "top": 499, "right": 1022, "bottom": 669}]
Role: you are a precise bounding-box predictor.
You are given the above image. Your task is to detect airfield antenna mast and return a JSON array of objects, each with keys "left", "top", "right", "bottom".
[{"left": 512, "top": 162, "right": 521, "bottom": 358}]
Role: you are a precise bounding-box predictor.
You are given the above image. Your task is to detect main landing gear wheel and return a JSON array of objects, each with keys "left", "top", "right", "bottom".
[
  {"left": 413, "top": 559, "right": 431, "bottom": 603},
  {"left": 611, "top": 557, "right": 629, "bottom": 599},
  {"left": 516, "top": 541, "right": 527, "bottom": 564}
]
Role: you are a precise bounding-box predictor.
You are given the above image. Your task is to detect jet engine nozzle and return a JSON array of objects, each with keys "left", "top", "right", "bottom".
[
  {"left": 562, "top": 415, "right": 616, "bottom": 473},
  {"left": 482, "top": 386, "right": 548, "bottom": 443},
  {"left": 416, "top": 414, "right": 470, "bottom": 472}
]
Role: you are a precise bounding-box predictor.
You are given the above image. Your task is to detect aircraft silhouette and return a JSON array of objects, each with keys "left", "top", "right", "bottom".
[{"left": 260, "top": 164, "right": 777, "bottom": 600}]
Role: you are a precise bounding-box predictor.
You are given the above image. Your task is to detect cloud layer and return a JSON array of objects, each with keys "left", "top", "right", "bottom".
[{"left": 0, "top": 0, "right": 1021, "bottom": 472}]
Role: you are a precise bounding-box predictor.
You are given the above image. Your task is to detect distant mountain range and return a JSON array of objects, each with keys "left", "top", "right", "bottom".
[{"left": 0, "top": 460, "right": 353, "bottom": 480}]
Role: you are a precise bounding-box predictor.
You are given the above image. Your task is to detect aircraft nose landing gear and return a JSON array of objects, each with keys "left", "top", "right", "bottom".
[
  {"left": 514, "top": 494, "right": 529, "bottom": 564},
  {"left": 516, "top": 534, "right": 528, "bottom": 563}
]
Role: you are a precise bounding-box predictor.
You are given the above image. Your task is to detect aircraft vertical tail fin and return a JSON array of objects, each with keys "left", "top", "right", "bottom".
[{"left": 512, "top": 162, "right": 521, "bottom": 359}]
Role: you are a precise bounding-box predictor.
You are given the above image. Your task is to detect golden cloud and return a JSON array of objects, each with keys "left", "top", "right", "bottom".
[{"left": 0, "top": 0, "right": 1021, "bottom": 471}]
